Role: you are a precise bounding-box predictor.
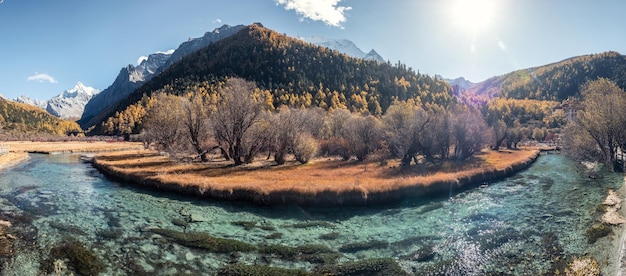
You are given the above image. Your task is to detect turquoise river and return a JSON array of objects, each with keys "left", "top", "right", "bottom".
[{"left": 0, "top": 153, "right": 623, "bottom": 275}]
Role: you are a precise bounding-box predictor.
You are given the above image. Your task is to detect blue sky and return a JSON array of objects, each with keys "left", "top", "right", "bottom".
[{"left": 0, "top": 0, "right": 625, "bottom": 100}]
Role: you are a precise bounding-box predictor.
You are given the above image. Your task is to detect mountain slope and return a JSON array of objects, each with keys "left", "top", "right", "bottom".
[
  {"left": 91, "top": 24, "right": 453, "bottom": 134},
  {"left": 79, "top": 51, "right": 171, "bottom": 128},
  {"left": 158, "top": 24, "right": 246, "bottom": 73},
  {"left": 0, "top": 97, "right": 81, "bottom": 136},
  {"left": 79, "top": 24, "right": 246, "bottom": 129},
  {"left": 465, "top": 51, "right": 626, "bottom": 102}
]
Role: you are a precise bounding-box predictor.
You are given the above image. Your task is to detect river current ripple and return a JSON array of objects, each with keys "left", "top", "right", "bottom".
[{"left": 0, "top": 153, "right": 621, "bottom": 275}]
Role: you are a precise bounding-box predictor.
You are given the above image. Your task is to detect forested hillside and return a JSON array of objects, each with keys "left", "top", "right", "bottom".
[
  {"left": 90, "top": 23, "right": 454, "bottom": 135},
  {"left": 465, "top": 51, "right": 626, "bottom": 102},
  {"left": 0, "top": 97, "right": 82, "bottom": 137}
]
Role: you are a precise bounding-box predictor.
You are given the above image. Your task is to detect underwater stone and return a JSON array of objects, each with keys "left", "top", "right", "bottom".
[
  {"left": 218, "top": 264, "right": 312, "bottom": 276},
  {"left": 230, "top": 221, "right": 257, "bottom": 230},
  {"left": 258, "top": 244, "right": 341, "bottom": 265},
  {"left": 149, "top": 228, "right": 256, "bottom": 253},
  {"left": 319, "top": 232, "right": 340, "bottom": 240},
  {"left": 339, "top": 240, "right": 389, "bottom": 253},
  {"left": 189, "top": 213, "right": 210, "bottom": 222},
  {"left": 315, "top": 258, "right": 408, "bottom": 276},
  {"left": 43, "top": 240, "right": 106, "bottom": 276},
  {"left": 402, "top": 245, "right": 436, "bottom": 262},
  {"left": 265, "top": 232, "right": 283, "bottom": 239},
  {"left": 585, "top": 224, "right": 612, "bottom": 244},
  {"left": 289, "top": 221, "right": 335, "bottom": 229},
  {"left": 171, "top": 218, "right": 188, "bottom": 228}
]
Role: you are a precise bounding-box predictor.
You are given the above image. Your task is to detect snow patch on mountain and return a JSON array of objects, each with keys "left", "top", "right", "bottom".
[
  {"left": 15, "top": 82, "right": 100, "bottom": 119},
  {"left": 301, "top": 36, "right": 385, "bottom": 62},
  {"left": 15, "top": 95, "right": 47, "bottom": 109},
  {"left": 443, "top": 76, "right": 477, "bottom": 92}
]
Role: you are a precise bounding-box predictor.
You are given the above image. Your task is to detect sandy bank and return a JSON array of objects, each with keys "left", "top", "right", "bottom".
[
  {"left": 93, "top": 149, "right": 540, "bottom": 206},
  {"left": 0, "top": 152, "right": 29, "bottom": 171}
]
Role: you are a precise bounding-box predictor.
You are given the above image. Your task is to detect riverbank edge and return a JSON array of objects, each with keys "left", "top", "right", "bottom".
[
  {"left": 93, "top": 150, "right": 541, "bottom": 206},
  {"left": 0, "top": 152, "right": 30, "bottom": 172},
  {"left": 614, "top": 180, "right": 626, "bottom": 276}
]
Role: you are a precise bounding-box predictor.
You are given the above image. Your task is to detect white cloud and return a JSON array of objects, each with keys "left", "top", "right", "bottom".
[
  {"left": 156, "top": 49, "right": 175, "bottom": 55},
  {"left": 137, "top": 56, "right": 148, "bottom": 65},
  {"left": 276, "top": 0, "right": 351, "bottom": 28},
  {"left": 27, "top": 73, "right": 57, "bottom": 84},
  {"left": 213, "top": 18, "right": 222, "bottom": 24}
]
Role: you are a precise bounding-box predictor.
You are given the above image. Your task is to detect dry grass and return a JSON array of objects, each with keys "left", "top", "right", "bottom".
[
  {"left": 95, "top": 149, "right": 540, "bottom": 200},
  {"left": 3, "top": 141, "right": 144, "bottom": 154}
]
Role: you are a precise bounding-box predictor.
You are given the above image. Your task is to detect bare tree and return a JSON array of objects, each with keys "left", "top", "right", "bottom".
[
  {"left": 142, "top": 93, "right": 185, "bottom": 154},
  {"left": 270, "top": 106, "right": 316, "bottom": 165},
  {"left": 213, "top": 78, "right": 263, "bottom": 165},
  {"left": 451, "top": 106, "right": 488, "bottom": 160},
  {"left": 181, "top": 95, "right": 214, "bottom": 161},
  {"left": 383, "top": 101, "right": 431, "bottom": 167},
  {"left": 344, "top": 114, "right": 383, "bottom": 161},
  {"left": 570, "top": 78, "right": 626, "bottom": 166},
  {"left": 293, "top": 132, "right": 318, "bottom": 164}
]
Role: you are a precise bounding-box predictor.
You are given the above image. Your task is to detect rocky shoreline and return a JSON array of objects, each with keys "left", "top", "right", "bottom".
[{"left": 93, "top": 150, "right": 540, "bottom": 206}]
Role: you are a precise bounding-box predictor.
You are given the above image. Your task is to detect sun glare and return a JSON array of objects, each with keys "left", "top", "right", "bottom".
[{"left": 450, "top": 0, "right": 497, "bottom": 34}]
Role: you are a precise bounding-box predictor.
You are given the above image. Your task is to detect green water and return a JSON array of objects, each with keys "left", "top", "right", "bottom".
[{"left": 0, "top": 153, "right": 621, "bottom": 275}]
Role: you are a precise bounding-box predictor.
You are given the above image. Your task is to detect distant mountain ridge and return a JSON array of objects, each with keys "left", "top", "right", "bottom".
[
  {"left": 464, "top": 51, "right": 626, "bottom": 102},
  {"left": 302, "top": 36, "right": 385, "bottom": 62},
  {"left": 15, "top": 82, "right": 100, "bottom": 120},
  {"left": 441, "top": 76, "right": 476, "bottom": 94}
]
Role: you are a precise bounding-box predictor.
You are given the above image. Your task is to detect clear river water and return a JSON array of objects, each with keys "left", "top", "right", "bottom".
[{"left": 0, "top": 153, "right": 622, "bottom": 275}]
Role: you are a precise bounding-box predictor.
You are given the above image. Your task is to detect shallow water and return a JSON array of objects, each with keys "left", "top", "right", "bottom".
[{"left": 0, "top": 153, "right": 621, "bottom": 275}]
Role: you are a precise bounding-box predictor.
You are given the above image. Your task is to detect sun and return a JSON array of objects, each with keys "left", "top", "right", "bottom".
[{"left": 449, "top": 0, "right": 497, "bottom": 34}]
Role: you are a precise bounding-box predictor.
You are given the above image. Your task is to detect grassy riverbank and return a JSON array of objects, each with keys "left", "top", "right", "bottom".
[
  {"left": 0, "top": 141, "right": 143, "bottom": 171},
  {"left": 94, "top": 148, "right": 540, "bottom": 205},
  {"left": 2, "top": 141, "right": 143, "bottom": 154}
]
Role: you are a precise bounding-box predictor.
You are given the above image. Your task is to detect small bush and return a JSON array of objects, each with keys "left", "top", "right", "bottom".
[{"left": 293, "top": 133, "right": 318, "bottom": 164}]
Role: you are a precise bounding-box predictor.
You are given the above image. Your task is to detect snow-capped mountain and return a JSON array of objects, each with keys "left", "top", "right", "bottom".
[
  {"left": 15, "top": 82, "right": 100, "bottom": 120},
  {"left": 79, "top": 24, "right": 246, "bottom": 128},
  {"left": 302, "top": 36, "right": 385, "bottom": 62},
  {"left": 15, "top": 95, "right": 47, "bottom": 109},
  {"left": 47, "top": 82, "right": 100, "bottom": 119},
  {"left": 443, "top": 77, "right": 477, "bottom": 93}
]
